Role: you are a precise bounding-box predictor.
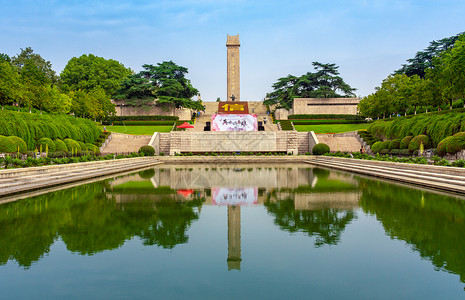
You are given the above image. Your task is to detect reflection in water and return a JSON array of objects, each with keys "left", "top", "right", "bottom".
[{"left": 1, "top": 164, "right": 465, "bottom": 292}]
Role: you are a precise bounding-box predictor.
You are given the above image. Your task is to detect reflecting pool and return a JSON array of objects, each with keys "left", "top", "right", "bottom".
[{"left": 1, "top": 164, "right": 465, "bottom": 299}]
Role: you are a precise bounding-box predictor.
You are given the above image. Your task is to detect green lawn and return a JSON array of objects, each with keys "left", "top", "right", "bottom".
[
  {"left": 294, "top": 123, "right": 369, "bottom": 133},
  {"left": 101, "top": 125, "right": 172, "bottom": 135}
]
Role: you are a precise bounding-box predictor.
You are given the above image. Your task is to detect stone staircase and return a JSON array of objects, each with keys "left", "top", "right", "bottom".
[
  {"left": 316, "top": 133, "right": 363, "bottom": 152},
  {"left": 306, "top": 156, "right": 465, "bottom": 194},
  {"left": 101, "top": 133, "right": 151, "bottom": 154}
]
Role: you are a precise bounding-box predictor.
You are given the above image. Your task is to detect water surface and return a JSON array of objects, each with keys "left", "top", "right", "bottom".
[{"left": 1, "top": 164, "right": 464, "bottom": 299}]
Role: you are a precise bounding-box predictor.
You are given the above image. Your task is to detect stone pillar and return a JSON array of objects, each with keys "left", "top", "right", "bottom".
[{"left": 226, "top": 34, "right": 240, "bottom": 101}]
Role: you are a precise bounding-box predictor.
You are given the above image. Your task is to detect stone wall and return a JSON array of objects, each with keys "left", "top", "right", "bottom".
[
  {"left": 292, "top": 98, "right": 359, "bottom": 115},
  {"left": 112, "top": 100, "right": 192, "bottom": 120},
  {"left": 159, "top": 131, "right": 310, "bottom": 155}
]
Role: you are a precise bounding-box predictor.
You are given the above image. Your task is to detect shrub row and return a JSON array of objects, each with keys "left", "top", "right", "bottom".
[
  {"left": 111, "top": 121, "right": 176, "bottom": 126},
  {"left": 0, "top": 110, "right": 100, "bottom": 149},
  {"left": 368, "top": 110, "right": 465, "bottom": 146},
  {"left": 437, "top": 132, "right": 465, "bottom": 155},
  {"left": 290, "top": 119, "right": 367, "bottom": 125},
  {"left": 106, "top": 115, "right": 179, "bottom": 121},
  {"left": 288, "top": 114, "right": 364, "bottom": 120},
  {"left": 371, "top": 134, "right": 432, "bottom": 154},
  {"left": 279, "top": 120, "right": 294, "bottom": 130}
]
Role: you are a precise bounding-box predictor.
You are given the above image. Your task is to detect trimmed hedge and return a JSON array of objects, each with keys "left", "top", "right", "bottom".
[
  {"left": 107, "top": 115, "right": 179, "bottom": 121},
  {"left": 0, "top": 110, "right": 100, "bottom": 149},
  {"left": 139, "top": 145, "right": 155, "bottom": 156},
  {"left": 54, "top": 139, "right": 68, "bottom": 152},
  {"left": 388, "top": 139, "right": 401, "bottom": 150},
  {"left": 312, "top": 143, "right": 330, "bottom": 155},
  {"left": 289, "top": 114, "right": 364, "bottom": 120},
  {"left": 9, "top": 136, "right": 27, "bottom": 154},
  {"left": 289, "top": 119, "right": 366, "bottom": 125},
  {"left": 371, "top": 141, "right": 383, "bottom": 153},
  {"left": 0, "top": 135, "right": 16, "bottom": 153},
  {"left": 368, "top": 110, "right": 465, "bottom": 147},
  {"left": 446, "top": 134, "right": 465, "bottom": 154},
  {"left": 380, "top": 141, "right": 391, "bottom": 151},
  {"left": 113, "top": 120, "right": 176, "bottom": 126},
  {"left": 408, "top": 135, "right": 431, "bottom": 152},
  {"left": 85, "top": 143, "right": 100, "bottom": 155},
  {"left": 37, "top": 138, "right": 56, "bottom": 152},
  {"left": 437, "top": 136, "right": 453, "bottom": 156},
  {"left": 279, "top": 120, "right": 294, "bottom": 130},
  {"left": 400, "top": 136, "right": 413, "bottom": 149}
]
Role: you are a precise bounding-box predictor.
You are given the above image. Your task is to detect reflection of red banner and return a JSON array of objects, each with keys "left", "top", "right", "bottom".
[
  {"left": 212, "top": 187, "right": 258, "bottom": 206},
  {"left": 177, "top": 189, "right": 194, "bottom": 197},
  {"left": 211, "top": 114, "right": 257, "bottom": 131}
]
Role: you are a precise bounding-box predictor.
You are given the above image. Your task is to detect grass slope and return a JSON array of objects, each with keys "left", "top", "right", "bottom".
[{"left": 294, "top": 124, "right": 369, "bottom": 133}]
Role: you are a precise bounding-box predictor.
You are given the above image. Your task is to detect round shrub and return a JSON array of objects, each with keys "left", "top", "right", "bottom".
[
  {"left": 446, "top": 135, "right": 465, "bottom": 154},
  {"left": 9, "top": 136, "right": 27, "bottom": 154},
  {"left": 64, "top": 138, "right": 81, "bottom": 153},
  {"left": 399, "top": 149, "right": 412, "bottom": 156},
  {"left": 390, "top": 149, "right": 401, "bottom": 155},
  {"left": 54, "top": 139, "right": 68, "bottom": 152},
  {"left": 77, "top": 141, "right": 86, "bottom": 151},
  {"left": 0, "top": 135, "right": 16, "bottom": 153},
  {"left": 453, "top": 132, "right": 465, "bottom": 138},
  {"left": 437, "top": 136, "right": 453, "bottom": 156},
  {"left": 85, "top": 143, "right": 100, "bottom": 155},
  {"left": 312, "top": 143, "right": 330, "bottom": 155},
  {"left": 371, "top": 141, "right": 383, "bottom": 153},
  {"left": 389, "top": 139, "right": 401, "bottom": 150},
  {"left": 408, "top": 135, "right": 431, "bottom": 152},
  {"left": 380, "top": 141, "right": 391, "bottom": 150},
  {"left": 139, "top": 145, "right": 155, "bottom": 156},
  {"left": 400, "top": 136, "right": 413, "bottom": 149},
  {"left": 37, "top": 138, "right": 56, "bottom": 152}
]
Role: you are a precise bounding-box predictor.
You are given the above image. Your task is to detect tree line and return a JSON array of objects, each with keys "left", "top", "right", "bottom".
[
  {"left": 358, "top": 32, "right": 465, "bottom": 118},
  {"left": 0, "top": 48, "right": 201, "bottom": 120}
]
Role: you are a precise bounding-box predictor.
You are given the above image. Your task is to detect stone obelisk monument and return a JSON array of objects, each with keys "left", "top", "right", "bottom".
[{"left": 226, "top": 34, "right": 240, "bottom": 101}]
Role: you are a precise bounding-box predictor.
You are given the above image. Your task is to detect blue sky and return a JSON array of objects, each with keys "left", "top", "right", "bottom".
[{"left": 1, "top": 0, "right": 464, "bottom": 101}]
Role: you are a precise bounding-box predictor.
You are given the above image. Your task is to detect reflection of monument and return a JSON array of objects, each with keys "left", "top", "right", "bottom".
[
  {"left": 227, "top": 206, "right": 241, "bottom": 270},
  {"left": 226, "top": 34, "right": 240, "bottom": 101}
]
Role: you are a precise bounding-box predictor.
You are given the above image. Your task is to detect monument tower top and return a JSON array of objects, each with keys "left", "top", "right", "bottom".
[{"left": 226, "top": 34, "right": 240, "bottom": 101}]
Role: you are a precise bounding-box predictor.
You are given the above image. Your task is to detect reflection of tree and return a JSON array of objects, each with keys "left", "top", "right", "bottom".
[
  {"left": 359, "top": 179, "right": 465, "bottom": 283},
  {"left": 265, "top": 198, "right": 356, "bottom": 247},
  {"left": 0, "top": 184, "right": 104, "bottom": 268},
  {"left": 0, "top": 181, "right": 203, "bottom": 268}
]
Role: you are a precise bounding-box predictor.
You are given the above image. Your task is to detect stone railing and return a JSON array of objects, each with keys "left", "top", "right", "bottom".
[{"left": 99, "top": 134, "right": 112, "bottom": 153}]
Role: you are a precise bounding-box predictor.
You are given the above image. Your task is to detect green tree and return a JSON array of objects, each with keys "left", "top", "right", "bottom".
[
  {"left": 134, "top": 61, "right": 202, "bottom": 110},
  {"left": 60, "top": 54, "right": 132, "bottom": 96},
  {"left": 114, "top": 73, "right": 157, "bottom": 107},
  {"left": 11, "top": 47, "right": 57, "bottom": 84},
  {"left": 395, "top": 32, "right": 463, "bottom": 78},
  {"left": 20, "top": 59, "right": 48, "bottom": 113},
  {"left": 0, "top": 60, "right": 22, "bottom": 109},
  {"left": 265, "top": 62, "right": 356, "bottom": 110}
]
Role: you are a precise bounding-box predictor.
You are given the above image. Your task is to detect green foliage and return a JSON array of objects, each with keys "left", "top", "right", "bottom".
[
  {"left": 118, "top": 61, "right": 202, "bottom": 110},
  {"left": 60, "top": 54, "right": 131, "bottom": 96},
  {"left": 112, "top": 121, "right": 176, "bottom": 126},
  {"left": 9, "top": 136, "right": 27, "bottom": 154},
  {"left": 290, "top": 119, "right": 366, "bottom": 125},
  {"left": 139, "top": 169, "right": 156, "bottom": 179},
  {"left": 437, "top": 136, "right": 453, "bottom": 156},
  {"left": 446, "top": 135, "right": 465, "bottom": 154},
  {"left": 312, "top": 143, "right": 330, "bottom": 155},
  {"left": 54, "top": 139, "right": 68, "bottom": 152},
  {"left": 380, "top": 141, "right": 391, "bottom": 150},
  {"left": 64, "top": 138, "right": 81, "bottom": 153},
  {"left": 37, "top": 137, "right": 56, "bottom": 152},
  {"left": 264, "top": 62, "right": 356, "bottom": 110},
  {"left": 408, "top": 135, "right": 431, "bottom": 151},
  {"left": 139, "top": 145, "right": 155, "bottom": 156},
  {"left": 107, "top": 115, "right": 179, "bottom": 121},
  {"left": 369, "top": 111, "right": 465, "bottom": 147},
  {"left": 399, "top": 136, "right": 413, "bottom": 149},
  {"left": 371, "top": 141, "right": 383, "bottom": 153},
  {"left": 0, "top": 135, "right": 16, "bottom": 153},
  {"left": 279, "top": 120, "right": 294, "bottom": 130},
  {"left": 389, "top": 139, "right": 401, "bottom": 150},
  {"left": 0, "top": 110, "right": 100, "bottom": 149},
  {"left": 288, "top": 114, "right": 364, "bottom": 120},
  {"left": 85, "top": 143, "right": 100, "bottom": 155}
]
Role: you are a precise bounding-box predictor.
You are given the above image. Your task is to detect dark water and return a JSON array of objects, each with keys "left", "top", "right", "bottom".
[{"left": 1, "top": 164, "right": 464, "bottom": 299}]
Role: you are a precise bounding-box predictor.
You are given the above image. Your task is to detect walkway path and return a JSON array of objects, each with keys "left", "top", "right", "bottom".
[{"left": 101, "top": 133, "right": 151, "bottom": 154}]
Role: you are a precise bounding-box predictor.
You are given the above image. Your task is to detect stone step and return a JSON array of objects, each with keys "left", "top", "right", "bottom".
[
  {"left": 306, "top": 157, "right": 465, "bottom": 193},
  {"left": 316, "top": 135, "right": 362, "bottom": 152},
  {"left": 101, "top": 133, "right": 151, "bottom": 154}
]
